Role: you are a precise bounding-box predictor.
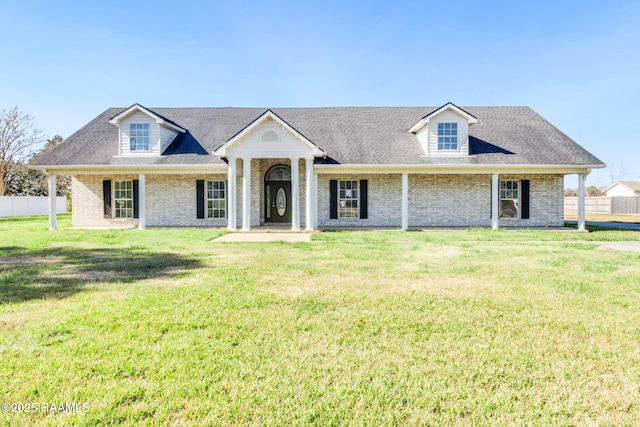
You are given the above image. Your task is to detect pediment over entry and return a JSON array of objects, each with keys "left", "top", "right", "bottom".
[{"left": 214, "top": 110, "right": 326, "bottom": 159}]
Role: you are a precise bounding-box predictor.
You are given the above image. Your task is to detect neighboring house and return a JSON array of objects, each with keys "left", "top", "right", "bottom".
[
  {"left": 33, "top": 103, "right": 604, "bottom": 231},
  {"left": 602, "top": 181, "right": 640, "bottom": 197}
]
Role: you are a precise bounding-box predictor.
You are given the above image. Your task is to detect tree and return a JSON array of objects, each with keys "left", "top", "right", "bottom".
[
  {"left": 586, "top": 185, "right": 603, "bottom": 197},
  {"left": 0, "top": 106, "right": 43, "bottom": 196},
  {"left": 598, "top": 162, "right": 631, "bottom": 188},
  {"left": 6, "top": 135, "right": 70, "bottom": 196},
  {"left": 564, "top": 188, "right": 577, "bottom": 197}
]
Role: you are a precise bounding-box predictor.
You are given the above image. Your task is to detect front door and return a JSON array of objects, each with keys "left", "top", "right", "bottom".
[{"left": 265, "top": 181, "right": 291, "bottom": 223}]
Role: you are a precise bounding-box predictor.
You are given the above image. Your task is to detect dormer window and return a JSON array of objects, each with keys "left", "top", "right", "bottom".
[
  {"left": 437, "top": 123, "right": 458, "bottom": 150},
  {"left": 130, "top": 123, "right": 150, "bottom": 151}
]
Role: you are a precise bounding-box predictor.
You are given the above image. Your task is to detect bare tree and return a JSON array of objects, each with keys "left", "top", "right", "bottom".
[
  {"left": 598, "top": 162, "right": 631, "bottom": 188},
  {"left": 0, "top": 106, "right": 43, "bottom": 195}
]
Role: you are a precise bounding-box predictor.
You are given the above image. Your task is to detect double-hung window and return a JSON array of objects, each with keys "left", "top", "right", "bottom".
[
  {"left": 207, "top": 181, "right": 226, "bottom": 218},
  {"left": 339, "top": 180, "right": 358, "bottom": 218},
  {"left": 114, "top": 180, "right": 133, "bottom": 218},
  {"left": 130, "top": 123, "right": 150, "bottom": 151},
  {"left": 437, "top": 122, "right": 458, "bottom": 150},
  {"left": 499, "top": 180, "right": 519, "bottom": 218}
]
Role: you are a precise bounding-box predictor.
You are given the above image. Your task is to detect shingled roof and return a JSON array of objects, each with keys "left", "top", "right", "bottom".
[{"left": 33, "top": 106, "right": 604, "bottom": 167}]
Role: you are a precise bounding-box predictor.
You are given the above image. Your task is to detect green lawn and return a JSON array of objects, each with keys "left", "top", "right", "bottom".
[{"left": 1, "top": 216, "right": 640, "bottom": 425}]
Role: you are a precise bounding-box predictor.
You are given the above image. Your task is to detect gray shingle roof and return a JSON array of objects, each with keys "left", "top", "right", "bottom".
[
  {"left": 33, "top": 106, "right": 604, "bottom": 167},
  {"left": 616, "top": 181, "right": 640, "bottom": 191}
]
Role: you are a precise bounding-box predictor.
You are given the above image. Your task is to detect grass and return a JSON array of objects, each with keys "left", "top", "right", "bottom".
[
  {"left": 1, "top": 215, "right": 640, "bottom": 425},
  {"left": 564, "top": 211, "right": 640, "bottom": 223}
]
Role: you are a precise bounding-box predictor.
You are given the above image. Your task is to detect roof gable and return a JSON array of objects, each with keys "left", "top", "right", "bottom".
[
  {"left": 109, "top": 104, "right": 186, "bottom": 133},
  {"left": 409, "top": 102, "right": 478, "bottom": 133},
  {"left": 603, "top": 181, "right": 640, "bottom": 194},
  {"left": 214, "top": 109, "right": 325, "bottom": 158}
]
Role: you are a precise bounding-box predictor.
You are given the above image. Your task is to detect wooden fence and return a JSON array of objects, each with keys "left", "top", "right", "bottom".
[{"left": 564, "top": 196, "right": 640, "bottom": 214}]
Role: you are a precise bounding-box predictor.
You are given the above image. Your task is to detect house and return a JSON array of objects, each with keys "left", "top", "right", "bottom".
[
  {"left": 33, "top": 103, "right": 604, "bottom": 231},
  {"left": 603, "top": 181, "right": 640, "bottom": 197}
]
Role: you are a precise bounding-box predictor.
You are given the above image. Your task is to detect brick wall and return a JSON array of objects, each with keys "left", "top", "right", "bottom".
[
  {"left": 318, "top": 173, "right": 564, "bottom": 228},
  {"left": 73, "top": 172, "right": 564, "bottom": 228},
  {"left": 146, "top": 174, "right": 228, "bottom": 227},
  {"left": 408, "top": 174, "right": 490, "bottom": 227},
  {"left": 498, "top": 174, "right": 564, "bottom": 227},
  {"left": 318, "top": 174, "right": 402, "bottom": 227},
  {"left": 73, "top": 174, "right": 228, "bottom": 228}
]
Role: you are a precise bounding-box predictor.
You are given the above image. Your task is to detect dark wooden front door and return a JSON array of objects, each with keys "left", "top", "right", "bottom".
[{"left": 265, "top": 181, "right": 291, "bottom": 223}]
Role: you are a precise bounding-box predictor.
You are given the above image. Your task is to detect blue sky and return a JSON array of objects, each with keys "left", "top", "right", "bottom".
[{"left": 1, "top": 0, "right": 638, "bottom": 187}]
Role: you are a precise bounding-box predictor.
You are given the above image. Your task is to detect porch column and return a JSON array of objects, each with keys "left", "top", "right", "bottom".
[
  {"left": 491, "top": 173, "right": 499, "bottom": 230},
  {"left": 291, "top": 158, "right": 300, "bottom": 231},
  {"left": 578, "top": 172, "right": 586, "bottom": 231},
  {"left": 138, "top": 173, "right": 146, "bottom": 230},
  {"left": 48, "top": 174, "right": 57, "bottom": 230},
  {"left": 401, "top": 172, "right": 408, "bottom": 230},
  {"left": 313, "top": 169, "right": 319, "bottom": 229},
  {"left": 305, "top": 158, "right": 314, "bottom": 231},
  {"left": 242, "top": 158, "right": 251, "bottom": 231},
  {"left": 227, "top": 157, "right": 237, "bottom": 231}
]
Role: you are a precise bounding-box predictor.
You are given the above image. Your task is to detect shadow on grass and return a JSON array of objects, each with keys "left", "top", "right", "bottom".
[
  {"left": 564, "top": 223, "right": 640, "bottom": 232},
  {"left": 0, "top": 246, "right": 204, "bottom": 304}
]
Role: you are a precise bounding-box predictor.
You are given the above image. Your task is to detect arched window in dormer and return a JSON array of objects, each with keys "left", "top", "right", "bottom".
[{"left": 261, "top": 130, "right": 280, "bottom": 142}]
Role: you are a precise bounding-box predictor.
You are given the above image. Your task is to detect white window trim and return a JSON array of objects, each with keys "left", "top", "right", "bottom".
[
  {"left": 437, "top": 122, "right": 458, "bottom": 151},
  {"left": 339, "top": 180, "right": 358, "bottom": 218},
  {"left": 130, "top": 123, "right": 150, "bottom": 152},
  {"left": 499, "top": 180, "right": 519, "bottom": 219},
  {"left": 207, "top": 180, "right": 227, "bottom": 219},
  {"left": 114, "top": 180, "right": 133, "bottom": 219}
]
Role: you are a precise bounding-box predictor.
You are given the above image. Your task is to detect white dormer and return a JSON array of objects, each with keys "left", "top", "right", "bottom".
[
  {"left": 409, "top": 103, "right": 477, "bottom": 157},
  {"left": 109, "top": 104, "right": 186, "bottom": 156}
]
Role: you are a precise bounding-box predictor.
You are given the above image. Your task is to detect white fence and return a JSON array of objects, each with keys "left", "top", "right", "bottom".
[
  {"left": 0, "top": 196, "right": 67, "bottom": 217},
  {"left": 564, "top": 197, "right": 640, "bottom": 214}
]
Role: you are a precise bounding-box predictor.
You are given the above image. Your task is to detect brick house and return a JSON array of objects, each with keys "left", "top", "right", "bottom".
[{"left": 33, "top": 103, "right": 604, "bottom": 231}]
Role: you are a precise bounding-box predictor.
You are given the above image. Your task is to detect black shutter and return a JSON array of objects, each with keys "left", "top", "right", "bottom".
[
  {"left": 521, "top": 180, "right": 530, "bottom": 219},
  {"left": 329, "top": 180, "right": 338, "bottom": 219},
  {"left": 103, "top": 180, "right": 112, "bottom": 218},
  {"left": 196, "top": 180, "right": 205, "bottom": 219},
  {"left": 133, "top": 180, "right": 139, "bottom": 219},
  {"left": 359, "top": 180, "right": 368, "bottom": 219}
]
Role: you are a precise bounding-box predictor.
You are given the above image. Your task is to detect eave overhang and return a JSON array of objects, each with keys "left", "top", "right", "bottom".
[
  {"left": 314, "top": 163, "right": 604, "bottom": 175},
  {"left": 32, "top": 163, "right": 227, "bottom": 175}
]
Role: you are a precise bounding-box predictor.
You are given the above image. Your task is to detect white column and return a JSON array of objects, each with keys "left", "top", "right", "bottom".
[
  {"left": 491, "top": 173, "right": 499, "bottom": 230},
  {"left": 291, "top": 158, "right": 300, "bottom": 231},
  {"left": 48, "top": 174, "right": 57, "bottom": 230},
  {"left": 305, "top": 158, "right": 314, "bottom": 231},
  {"left": 242, "top": 158, "right": 251, "bottom": 231},
  {"left": 138, "top": 173, "right": 146, "bottom": 230},
  {"left": 401, "top": 172, "right": 409, "bottom": 230},
  {"left": 313, "top": 170, "right": 319, "bottom": 229},
  {"left": 227, "top": 158, "right": 237, "bottom": 231},
  {"left": 578, "top": 172, "right": 586, "bottom": 231}
]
